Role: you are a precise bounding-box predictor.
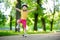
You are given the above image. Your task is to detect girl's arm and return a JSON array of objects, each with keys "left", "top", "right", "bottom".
[
  {"left": 28, "top": 7, "right": 36, "bottom": 12},
  {"left": 16, "top": 8, "right": 21, "bottom": 12}
]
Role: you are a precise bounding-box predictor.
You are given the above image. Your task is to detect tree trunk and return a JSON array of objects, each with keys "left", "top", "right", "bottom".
[
  {"left": 33, "top": 0, "right": 39, "bottom": 31},
  {"left": 50, "top": 1, "right": 55, "bottom": 31},
  {"left": 34, "top": 13, "right": 38, "bottom": 31},
  {"left": 10, "top": 15, "right": 12, "bottom": 30},
  {"left": 50, "top": 19, "right": 53, "bottom": 31},
  {"left": 50, "top": 14, "right": 54, "bottom": 31},
  {"left": 37, "top": 0, "right": 46, "bottom": 31},
  {"left": 41, "top": 17, "right": 46, "bottom": 31},
  {"left": 15, "top": 0, "right": 21, "bottom": 32}
]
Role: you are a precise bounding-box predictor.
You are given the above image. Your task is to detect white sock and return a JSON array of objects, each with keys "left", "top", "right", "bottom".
[
  {"left": 24, "top": 29, "right": 27, "bottom": 35},
  {"left": 16, "top": 24, "right": 19, "bottom": 28}
]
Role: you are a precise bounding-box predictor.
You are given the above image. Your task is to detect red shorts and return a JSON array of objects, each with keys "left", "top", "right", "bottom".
[{"left": 18, "top": 19, "right": 26, "bottom": 29}]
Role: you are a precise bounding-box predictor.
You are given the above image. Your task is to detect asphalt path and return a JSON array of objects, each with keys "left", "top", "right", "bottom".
[{"left": 0, "top": 32, "right": 60, "bottom": 40}]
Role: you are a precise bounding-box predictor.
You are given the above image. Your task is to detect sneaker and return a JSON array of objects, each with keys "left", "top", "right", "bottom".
[{"left": 22, "top": 34, "right": 27, "bottom": 37}]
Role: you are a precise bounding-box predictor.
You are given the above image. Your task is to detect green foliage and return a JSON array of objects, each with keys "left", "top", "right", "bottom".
[
  {"left": 0, "top": 11, "right": 6, "bottom": 27},
  {"left": 0, "top": 0, "right": 60, "bottom": 32}
]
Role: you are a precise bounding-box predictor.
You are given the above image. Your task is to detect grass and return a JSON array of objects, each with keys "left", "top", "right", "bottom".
[
  {"left": 0, "top": 30, "right": 19, "bottom": 36},
  {"left": 27, "top": 31, "right": 50, "bottom": 34},
  {"left": 0, "top": 30, "right": 56, "bottom": 36}
]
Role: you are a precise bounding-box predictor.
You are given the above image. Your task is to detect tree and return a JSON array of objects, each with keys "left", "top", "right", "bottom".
[
  {"left": 0, "top": 11, "right": 6, "bottom": 27},
  {"left": 0, "top": 0, "right": 15, "bottom": 30},
  {"left": 15, "top": 0, "right": 21, "bottom": 32},
  {"left": 41, "top": 17, "right": 46, "bottom": 31},
  {"left": 39, "top": 0, "right": 46, "bottom": 31},
  {"left": 33, "top": 0, "right": 40, "bottom": 31},
  {"left": 34, "top": 13, "right": 38, "bottom": 31},
  {"left": 50, "top": 0, "right": 55, "bottom": 31},
  {"left": 10, "top": 15, "right": 12, "bottom": 30}
]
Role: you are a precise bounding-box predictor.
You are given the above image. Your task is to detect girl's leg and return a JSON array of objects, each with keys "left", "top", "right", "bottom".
[
  {"left": 24, "top": 26, "right": 26, "bottom": 35},
  {"left": 22, "top": 20, "right": 27, "bottom": 37},
  {"left": 16, "top": 20, "right": 20, "bottom": 32}
]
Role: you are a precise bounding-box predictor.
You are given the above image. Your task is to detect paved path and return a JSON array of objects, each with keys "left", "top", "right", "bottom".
[{"left": 0, "top": 32, "right": 60, "bottom": 40}]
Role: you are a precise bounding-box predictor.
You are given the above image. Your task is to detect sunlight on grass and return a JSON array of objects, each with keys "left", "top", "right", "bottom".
[{"left": 0, "top": 30, "right": 58, "bottom": 36}]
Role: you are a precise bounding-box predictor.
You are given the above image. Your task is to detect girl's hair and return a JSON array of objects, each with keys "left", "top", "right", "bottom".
[{"left": 22, "top": 5, "right": 28, "bottom": 8}]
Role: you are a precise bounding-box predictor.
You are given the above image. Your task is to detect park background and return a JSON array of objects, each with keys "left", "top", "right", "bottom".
[{"left": 0, "top": 0, "right": 60, "bottom": 36}]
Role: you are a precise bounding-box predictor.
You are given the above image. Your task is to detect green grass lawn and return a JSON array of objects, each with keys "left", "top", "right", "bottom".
[
  {"left": 0, "top": 30, "right": 19, "bottom": 36},
  {"left": 0, "top": 30, "right": 54, "bottom": 36}
]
